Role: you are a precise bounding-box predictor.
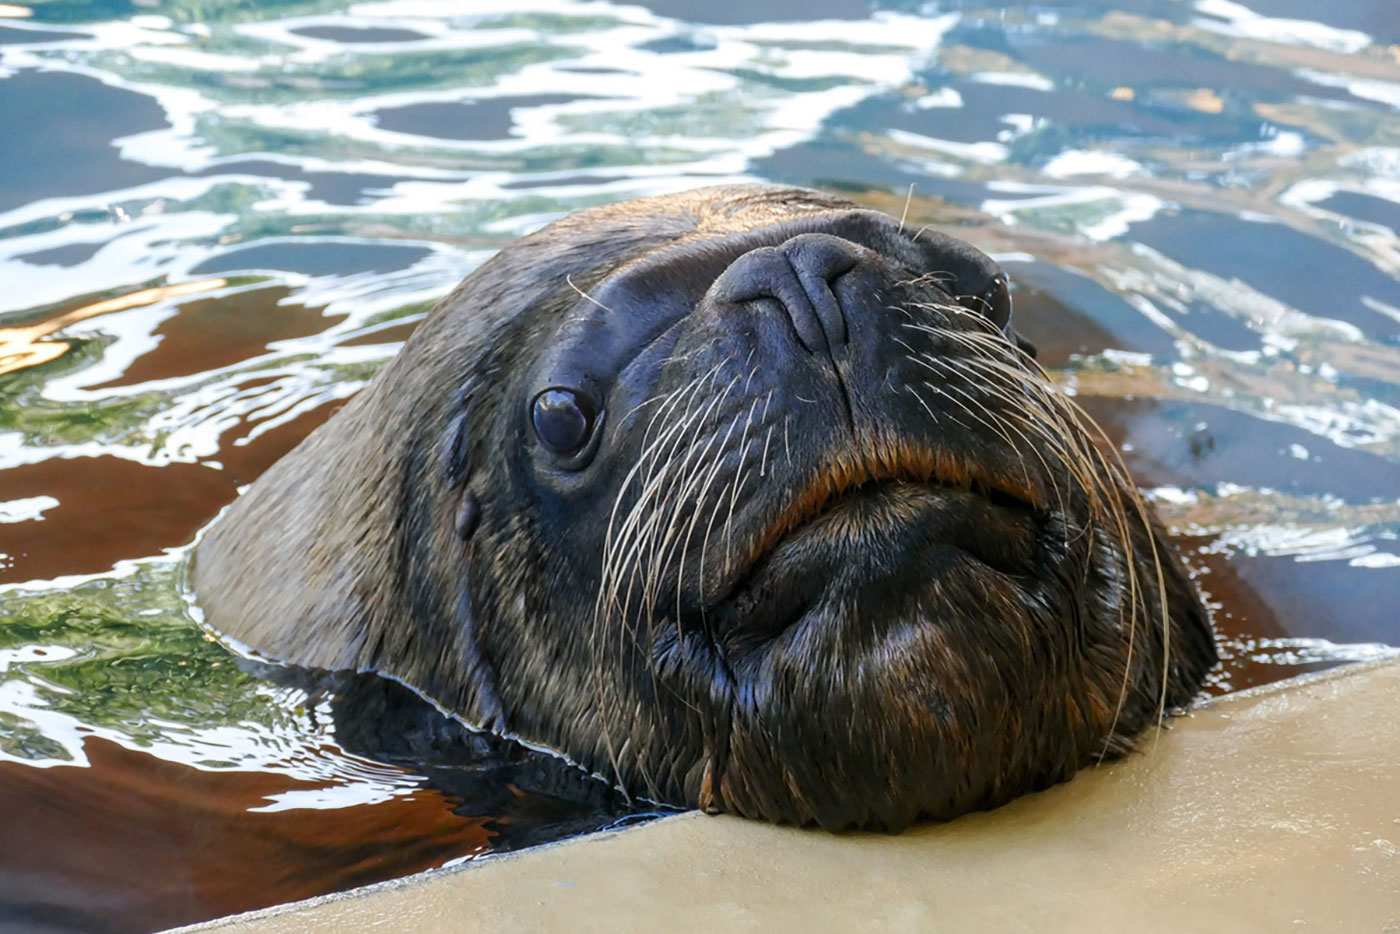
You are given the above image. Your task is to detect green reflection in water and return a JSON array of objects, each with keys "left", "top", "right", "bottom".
[{"left": 0, "top": 559, "right": 287, "bottom": 759}]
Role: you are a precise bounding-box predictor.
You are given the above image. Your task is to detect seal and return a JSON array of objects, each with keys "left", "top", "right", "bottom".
[{"left": 194, "top": 184, "right": 1217, "bottom": 831}]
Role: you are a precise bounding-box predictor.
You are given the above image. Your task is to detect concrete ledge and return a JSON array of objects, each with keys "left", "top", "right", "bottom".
[{"left": 176, "top": 660, "right": 1400, "bottom": 933}]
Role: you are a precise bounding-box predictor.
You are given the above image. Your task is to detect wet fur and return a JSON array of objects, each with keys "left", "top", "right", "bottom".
[{"left": 195, "top": 185, "right": 1217, "bottom": 831}]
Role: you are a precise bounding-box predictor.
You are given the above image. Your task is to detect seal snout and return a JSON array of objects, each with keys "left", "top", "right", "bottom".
[{"left": 709, "top": 232, "right": 865, "bottom": 356}]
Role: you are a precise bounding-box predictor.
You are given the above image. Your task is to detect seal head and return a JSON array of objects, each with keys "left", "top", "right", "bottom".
[{"left": 195, "top": 185, "right": 1216, "bottom": 831}]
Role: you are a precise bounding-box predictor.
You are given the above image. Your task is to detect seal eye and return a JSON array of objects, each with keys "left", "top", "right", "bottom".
[{"left": 532, "top": 388, "right": 598, "bottom": 455}]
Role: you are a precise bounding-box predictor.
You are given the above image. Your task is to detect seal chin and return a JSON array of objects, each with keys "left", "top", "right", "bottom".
[{"left": 683, "top": 471, "right": 1062, "bottom": 830}]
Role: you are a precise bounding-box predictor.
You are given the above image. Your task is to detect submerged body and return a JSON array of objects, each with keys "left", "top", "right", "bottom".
[{"left": 195, "top": 185, "right": 1216, "bottom": 831}]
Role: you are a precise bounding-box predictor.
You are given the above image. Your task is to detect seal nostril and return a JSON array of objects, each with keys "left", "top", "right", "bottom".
[
  {"left": 711, "top": 246, "right": 828, "bottom": 354},
  {"left": 782, "top": 233, "right": 863, "bottom": 353},
  {"left": 710, "top": 233, "right": 865, "bottom": 356},
  {"left": 782, "top": 233, "right": 861, "bottom": 282}
]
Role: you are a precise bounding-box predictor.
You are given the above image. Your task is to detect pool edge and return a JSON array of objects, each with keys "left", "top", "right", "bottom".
[{"left": 167, "top": 656, "right": 1400, "bottom": 933}]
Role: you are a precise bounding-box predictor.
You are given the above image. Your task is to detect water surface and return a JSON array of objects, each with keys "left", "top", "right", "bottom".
[{"left": 2, "top": 0, "right": 1399, "bottom": 930}]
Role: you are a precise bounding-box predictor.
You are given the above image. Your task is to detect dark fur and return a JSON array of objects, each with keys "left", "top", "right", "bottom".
[{"left": 195, "top": 185, "right": 1217, "bottom": 830}]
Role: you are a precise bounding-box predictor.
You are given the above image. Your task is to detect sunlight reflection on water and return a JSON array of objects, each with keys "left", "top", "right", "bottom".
[{"left": 1, "top": 0, "right": 1399, "bottom": 926}]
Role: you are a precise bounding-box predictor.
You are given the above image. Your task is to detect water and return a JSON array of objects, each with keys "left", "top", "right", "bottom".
[{"left": 2, "top": 0, "right": 1399, "bottom": 929}]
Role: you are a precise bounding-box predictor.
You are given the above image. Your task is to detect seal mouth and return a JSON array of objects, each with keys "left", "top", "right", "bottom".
[{"left": 748, "top": 438, "right": 1046, "bottom": 564}]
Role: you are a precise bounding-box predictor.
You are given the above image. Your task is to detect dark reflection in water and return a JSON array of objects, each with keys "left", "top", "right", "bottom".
[
  {"left": 1130, "top": 211, "right": 1400, "bottom": 342},
  {"left": 632, "top": 0, "right": 874, "bottom": 25},
  {"left": 2, "top": 0, "right": 1399, "bottom": 929},
  {"left": 13, "top": 241, "right": 106, "bottom": 268},
  {"left": 190, "top": 242, "right": 433, "bottom": 278},
  {"left": 290, "top": 25, "right": 431, "bottom": 44},
  {"left": 1246, "top": 0, "right": 1400, "bottom": 41},
  {"left": 0, "top": 671, "right": 649, "bottom": 934},
  {"left": 0, "top": 71, "right": 168, "bottom": 213},
  {"left": 1008, "top": 260, "right": 1179, "bottom": 357},
  {"left": 0, "top": 24, "right": 84, "bottom": 44},
  {"left": 1080, "top": 397, "right": 1400, "bottom": 503},
  {"left": 189, "top": 159, "right": 406, "bottom": 207},
  {"left": 84, "top": 287, "right": 350, "bottom": 390},
  {"left": 374, "top": 94, "right": 603, "bottom": 142},
  {"left": 0, "top": 455, "right": 236, "bottom": 583},
  {"left": 1319, "top": 191, "right": 1400, "bottom": 234}
]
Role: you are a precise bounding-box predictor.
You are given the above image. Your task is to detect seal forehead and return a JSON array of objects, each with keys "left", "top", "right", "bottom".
[
  {"left": 548, "top": 185, "right": 862, "bottom": 263},
  {"left": 684, "top": 185, "right": 860, "bottom": 234},
  {"left": 447, "top": 186, "right": 860, "bottom": 349}
]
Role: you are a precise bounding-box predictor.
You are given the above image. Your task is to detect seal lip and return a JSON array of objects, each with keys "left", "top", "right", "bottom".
[{"left": 745, "top": 438, "right": 1046, "bottom": 568}]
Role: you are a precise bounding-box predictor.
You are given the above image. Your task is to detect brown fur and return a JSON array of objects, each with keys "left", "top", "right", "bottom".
[{"left": 195, "top": 185, "right": 1217, "bottom": 830}]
